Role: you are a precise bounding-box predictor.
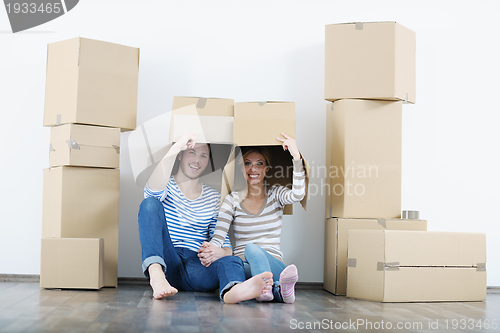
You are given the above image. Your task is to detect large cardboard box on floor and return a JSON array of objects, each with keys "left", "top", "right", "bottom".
[
  {"left": 347, "top": 230, "right": 487, "bottom": 302},
  {"left": 325, "top": 21, "right": 415, "bottom": 103},
  {"left": 40, "top": 238, "right": 104, "bottom": 290},
  {"left": 42, "top": 166, "right": 119, "bottom": 287},
  {"left": 326, "top": 100, "right": 402, "bottom": 218},
  {"left": 169, "top": 104, "right": 235, "bottom": 203},
  {"left": 44, "top": 37, "right": 139, "bottom": 131},
  {"left": 49, "top": 124, "right": 120, "bottom": 168},
  {"left": 324, "top": 218, "right": 427, "bottom": 295},
  {"left": 233, "top": 102, "right": 309, "bottom": 215}
]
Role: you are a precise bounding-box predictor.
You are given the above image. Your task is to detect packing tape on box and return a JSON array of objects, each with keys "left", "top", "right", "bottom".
[
  {"left": 49, "top": 144, "right": 54, "bottom": 153},
  {"left": 66, "top": 140, "right": 80, "bottom": 150},
  {"left": 196, "top": 98, "right": 208, "bottom": 109},
  {"left": 477, "top": 263, "right": 486, "bottom": 272},
  {"left": 346, "top": 258, "right": 357, "bottom": 268},
  {"left": 112, "top": 145, "right": 120, "bottom": 154},
  {"left": 258, "top": 102, "right": 266, "bottom": 106},
  {"left": 355, "top": 22, "right": 363, "bottom": 30},
  {"left": 377, "top": 218, "right": 387, "bottom": 228},
  {"left": 377, "top": 262, "right": 400, "bottom": 271},
  {"left": 56, "top": 114, "right": 61, "bottom": 126}
]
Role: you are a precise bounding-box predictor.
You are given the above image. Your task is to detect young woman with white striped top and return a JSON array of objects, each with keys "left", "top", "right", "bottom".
[{"left": 198, "top": 133, "right": 306, "bottom": 303}]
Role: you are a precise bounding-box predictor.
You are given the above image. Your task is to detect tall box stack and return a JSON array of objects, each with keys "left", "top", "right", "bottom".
[
  {"left": 41, "top": 37, "right": 139, "bottom": 289},
  {"left": 323, "top": 22, "right": 421, "bottom": 295},
  {"left": 324, "top": 22, "right": 487, "bottom": 301}
]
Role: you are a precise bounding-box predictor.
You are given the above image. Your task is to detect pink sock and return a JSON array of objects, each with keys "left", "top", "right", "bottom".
[
  {"left": 255, "top": 288, "right": 274, "bottom": 302},
  {"left": 280, "top": 264, "right": 298, "bottom": 304}
]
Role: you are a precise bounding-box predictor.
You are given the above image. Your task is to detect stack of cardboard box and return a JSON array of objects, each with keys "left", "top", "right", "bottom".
[
  {"left": 323, "top": 22, "right": 486, "bottom": 302},
  {"left": 40, "top": 37, "right": 139, "bottom": 289}
]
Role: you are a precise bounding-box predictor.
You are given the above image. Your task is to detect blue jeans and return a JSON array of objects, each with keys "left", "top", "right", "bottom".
[
  {"left": 244, "top": 243, "right": 286, "bottom": 302},
  {"left": 138, "top": 197, "right": 245, "bottom": 301}
]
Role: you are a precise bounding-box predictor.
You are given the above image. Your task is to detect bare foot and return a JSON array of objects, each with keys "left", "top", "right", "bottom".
[
  {"left": 223, "top": 272, "right": 273, "bottom": 304},
  {"left": 148, "top": 263, "right": 178, "bottom": 299}
]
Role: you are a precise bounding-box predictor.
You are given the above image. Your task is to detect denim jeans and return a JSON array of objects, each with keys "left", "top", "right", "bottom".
[
  {"left": 244, "top": 243, "right": 286, "bottom": 302},
  {"left": 138, "top": 197, "right": 245, "bottom": 301}
]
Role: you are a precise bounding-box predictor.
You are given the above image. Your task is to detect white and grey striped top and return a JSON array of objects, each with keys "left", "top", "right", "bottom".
[{"left": 210, "top": 159, "right": 306, "bottom": 261}]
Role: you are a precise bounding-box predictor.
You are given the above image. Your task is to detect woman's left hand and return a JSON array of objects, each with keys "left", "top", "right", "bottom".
[{"left": 277, "top": 133, "right": 301, "bottom": 160}]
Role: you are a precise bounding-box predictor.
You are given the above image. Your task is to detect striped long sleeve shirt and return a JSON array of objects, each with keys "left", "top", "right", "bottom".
[
  {"left": 210, "top": 159, "right": 306, "bottom": 261},
  {"left": 144, "top": 176, "right": 232, "bottom": 252}
]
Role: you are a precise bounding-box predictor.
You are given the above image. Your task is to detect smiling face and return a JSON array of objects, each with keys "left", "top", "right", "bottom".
[
  {"left": 243, "top": 151, "right": 268, "bottom": 186},
  {"left": 178, "top": 143, "right": 210, "bottom": 180}
]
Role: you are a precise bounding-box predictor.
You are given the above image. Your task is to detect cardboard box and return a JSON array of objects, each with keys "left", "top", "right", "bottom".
[
  {"left": 347, "top": 230, "right": 487, "bottom": 302},
  {"left": 49, "top": 124, "right": 120, "bottom": 168},
  {"left": 42, "top": 166, "right": 119, "bottom": 287},
  {"left": 171, "top": 97, "right": 234, "bottom": 140},
  {"left": 40, "top": 238, "right": 104, "bottom": 289},
  {"left": 234, "top": 102, "right": 295, "bottom": 146},
  {"left": 325, "top": 21, "right": 415, "bottom": 103},
  {"left": 44, "top": 37, "right": 139, "bottom": 131},
  {"left": 326, "top": 100, "right": 402, "bottom": 218},
  {"left": 324, "top": 218, "right": 427, "bottom": 295}
]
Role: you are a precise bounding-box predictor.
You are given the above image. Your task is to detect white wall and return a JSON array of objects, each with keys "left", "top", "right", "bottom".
[{"left": 1, "top": 0, "right": 498, "bottom": 285}]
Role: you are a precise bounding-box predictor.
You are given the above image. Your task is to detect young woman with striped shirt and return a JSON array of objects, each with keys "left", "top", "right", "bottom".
[{"left": 199, "top": 133, "right": 306, "bottom": 303}]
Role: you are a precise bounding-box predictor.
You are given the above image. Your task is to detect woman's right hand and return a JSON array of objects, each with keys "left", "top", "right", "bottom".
[{"left": 173, "top": 132, "right": 197, "bottom": 151}]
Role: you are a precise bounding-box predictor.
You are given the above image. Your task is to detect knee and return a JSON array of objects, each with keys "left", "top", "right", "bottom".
[
  {"left": 139, "top": 197, "right": 163, "bottom": 217},
  {"left": 244, "top": 243, "right": 261, "bottom": 257}
]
